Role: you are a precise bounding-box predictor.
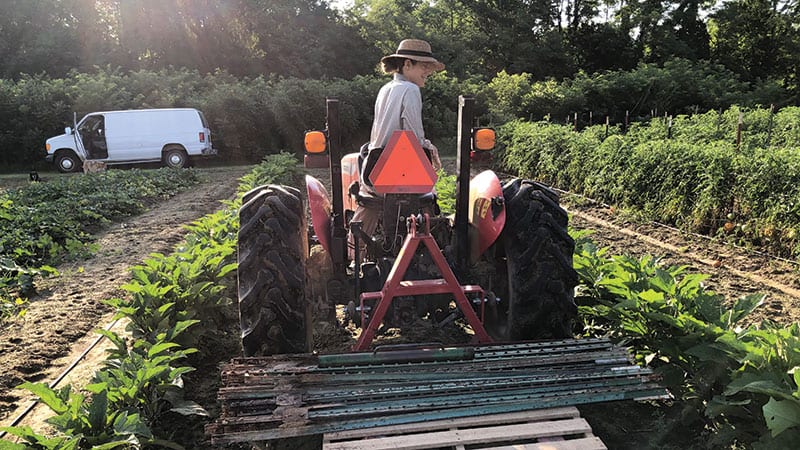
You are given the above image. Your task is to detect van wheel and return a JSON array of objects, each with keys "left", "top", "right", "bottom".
[
  {"left": 56, "top": 152, "right": 81, "bottom": 173},
  {"left": 163, "top": 147, "right": 188, "bottom": 169}
]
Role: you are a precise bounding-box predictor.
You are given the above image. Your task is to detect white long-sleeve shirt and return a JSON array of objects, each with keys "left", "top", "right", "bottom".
[{"left": 369, "top": 73, "right": 425, "bottom": 150}]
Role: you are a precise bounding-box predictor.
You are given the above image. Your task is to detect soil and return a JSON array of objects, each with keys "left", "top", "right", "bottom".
[
  {"left": 2, "top": 161, "right": 799, "bottom": 448},
  {"left": 0, "top": 165, "right": 250, "bottom": 430},
  {"left": 564, "top": 196, "right": 800, "bottom": 326}
]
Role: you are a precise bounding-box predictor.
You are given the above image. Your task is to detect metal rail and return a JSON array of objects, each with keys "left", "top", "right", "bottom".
[{"left": 206, "top": 338, "right": 668, "bottom": 444}]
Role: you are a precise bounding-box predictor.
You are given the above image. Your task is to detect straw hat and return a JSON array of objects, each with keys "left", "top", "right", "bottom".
[{"left": 381, "top": 39, "right": 445, "bottom": 71}]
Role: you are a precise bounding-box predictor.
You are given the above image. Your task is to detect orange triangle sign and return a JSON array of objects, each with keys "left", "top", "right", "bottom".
[{"left": 369, "top": 130, "right": 438, "bottom": 194}]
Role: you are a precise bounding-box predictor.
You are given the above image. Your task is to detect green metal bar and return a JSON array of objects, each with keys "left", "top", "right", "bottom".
[
  {"left": 317, "top": 346, "right": 474, "bottom": 367},
  {"left": 209, "top": 386, "right": 668, "bottom": 444},
  {"left": 235, "top": 348, "right": 631, "bottom": 378},
  {"left": 307, "top": 377, "right": 659, "bottom": 419},
  {"left": 218, "top": 364, "right": 651, "bottom": 403},
  {"left": 209, "top": 337, "right": 668, "bottom": 445}
]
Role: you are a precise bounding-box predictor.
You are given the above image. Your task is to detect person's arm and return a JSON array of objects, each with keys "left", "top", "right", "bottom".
[
  {"left": 400, "top": 87, "right": 425, "bottom": 145},
  {"left": 401, "top": 86, "right": 441, "bottom": 169},
  {"left": 424, "top": 139, "right": 442, "bottom": 170}
]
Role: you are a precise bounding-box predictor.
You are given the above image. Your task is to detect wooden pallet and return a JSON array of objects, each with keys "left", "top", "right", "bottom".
[{"left": 323, "top": 407, "right": 606, "bottom": 450}]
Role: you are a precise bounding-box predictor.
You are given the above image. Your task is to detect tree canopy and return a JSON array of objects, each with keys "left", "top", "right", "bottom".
[
  {"left": 1, "top": 0, "right": 798, "bottom": 170},
  {"left": 0, "top": 0, "right": 796, "bottom": 97}
]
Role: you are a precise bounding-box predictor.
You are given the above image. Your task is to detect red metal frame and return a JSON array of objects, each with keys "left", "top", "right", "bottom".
[{"left": 353, "top": 215, "right": 493, "bottom": 351}]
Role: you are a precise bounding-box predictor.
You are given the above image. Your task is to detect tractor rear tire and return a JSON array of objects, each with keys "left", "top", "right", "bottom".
[
  {"left": 238, "top": 187, "right": 320, "bottom": 450},
  {"left": 499, "top": 178, "right": 578, "bottom": 340},
  {"left": 238, "top": 184, "right": 311, "bottom": 357}
]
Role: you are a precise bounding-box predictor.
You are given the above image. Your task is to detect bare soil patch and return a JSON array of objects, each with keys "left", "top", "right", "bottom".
[{"left": 0, "top": 165, "right": 250, "bottom": 426}]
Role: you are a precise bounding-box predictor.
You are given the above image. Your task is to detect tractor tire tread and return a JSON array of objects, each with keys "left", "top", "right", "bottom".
[
  {"left": 502, "top": 178, "right": 578, "bottom": 340},
  {"left": 238, "top": 185, "right": 308, "bottom": 357}
]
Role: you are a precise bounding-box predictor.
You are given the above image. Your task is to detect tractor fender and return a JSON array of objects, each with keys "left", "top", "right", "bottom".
[
  {"left": 306, "top": 175, "right": 332, "bottom": 254},
  {"left": 469, "top": 170, "right": 506, "bottom": 262},
  {"left": 341, "top": 152, "right": 360, "bottom": 214}
]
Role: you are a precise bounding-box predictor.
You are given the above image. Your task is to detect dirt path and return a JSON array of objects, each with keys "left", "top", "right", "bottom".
[{"left": 0, "top": 165, "right": 250, "bottom": 425}]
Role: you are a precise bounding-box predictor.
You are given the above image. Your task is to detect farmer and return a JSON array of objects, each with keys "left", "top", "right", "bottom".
[{"left": 349, "top": 39, "right": 444, "bottom": 256}]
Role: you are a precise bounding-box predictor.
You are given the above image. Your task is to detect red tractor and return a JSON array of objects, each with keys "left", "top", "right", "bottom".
[{"left": 237, "top": 96, "right": 578, "bottom": 358}]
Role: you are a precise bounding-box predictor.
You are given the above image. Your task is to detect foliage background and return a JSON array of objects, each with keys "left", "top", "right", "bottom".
[{"left": 1, "top": 0, "right": 798, "bottom": 170}]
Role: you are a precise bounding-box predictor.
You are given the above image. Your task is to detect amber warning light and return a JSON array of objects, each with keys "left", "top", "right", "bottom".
[
  {"left": 369, "top": 130, "right": 437, "bottom": 194},
  {"left": 304, "top": 131, "right": 327, "bottom": 154},
  {"left": 472, "top": 127, "right": 495, "bottom": 151}
]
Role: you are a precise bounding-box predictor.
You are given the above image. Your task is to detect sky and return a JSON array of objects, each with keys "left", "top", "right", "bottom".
[{"left": 330, "top": 0, "right": 354, "bottom": 11}]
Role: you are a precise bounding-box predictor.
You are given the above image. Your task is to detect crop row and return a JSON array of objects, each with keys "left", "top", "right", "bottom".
[
  {"left": 498, "top": 106, "right": 800, "bottom": 257},
  {"left": 0, "top": 169, "right": 200, "bottom": 321},
  {"left": 0, "top": 154, "right": 302, "bottom": 449},
  {"left": 573, "top": 232, "right": 800, "bottom": 447}
]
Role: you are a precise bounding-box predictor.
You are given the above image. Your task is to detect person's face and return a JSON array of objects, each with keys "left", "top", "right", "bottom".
[{"left": 403, "top": 60, "right": 436, "bottom": 87}]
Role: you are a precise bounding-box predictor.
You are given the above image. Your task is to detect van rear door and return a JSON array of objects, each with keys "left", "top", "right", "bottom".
[{"left": 197, "top": 110, "right": 212, "bottom": 152}]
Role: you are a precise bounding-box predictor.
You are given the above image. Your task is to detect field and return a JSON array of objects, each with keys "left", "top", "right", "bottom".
[
  {"left": 0, "top": 166, "right": 249, "bottom": 433},
  {"left": 1, "top": 160, "right": 799, "bottom": 448}
]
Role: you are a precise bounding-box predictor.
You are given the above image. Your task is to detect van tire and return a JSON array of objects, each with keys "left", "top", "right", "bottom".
[
  {"left": 163, "top": 147, "right": 188, "bottom": 169},
  {"left": 55, "top": 152, "right": 82, "bottom": 173}
]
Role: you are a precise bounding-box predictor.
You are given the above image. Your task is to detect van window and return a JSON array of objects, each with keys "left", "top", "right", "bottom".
[{"left": 198, "top": 111, "right": 209, "bottom": 128}]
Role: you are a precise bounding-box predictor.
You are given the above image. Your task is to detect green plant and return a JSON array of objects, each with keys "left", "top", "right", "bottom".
[
  {"left": 2, "top": 154, "right": 331, "bottom": 447},
  {"left": 1, "top": 383, "right": 158, "bottom": 450},
  {"left": 238, "top": 152, "right": 303, "bottom": 194},
  {"left": 712, "top": 322, "right": 800, "bottom": 445},
  {"left": 0, "top": 169, "right": 200, "bottom": 320},
  {"left": 434, "top": 169, "right": 456, "bottom": 215},
  {"left": 88, "top": 327, "right": 206, "bottom": 428},
  {"left": 499, "top": 105, "right": 800, "bottom": 257},
  {"left": 573, "top": 235, "right": 800, "bottom": 446}
]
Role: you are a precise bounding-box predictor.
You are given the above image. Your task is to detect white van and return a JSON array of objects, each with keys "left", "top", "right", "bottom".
[{"left": 45, "top": 108, "right": 217, "bottom": 172}]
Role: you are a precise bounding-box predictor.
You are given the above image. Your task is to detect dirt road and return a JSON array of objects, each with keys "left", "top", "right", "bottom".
[{"left": 0, "top": 165, "right": 250, "bottom": 424}]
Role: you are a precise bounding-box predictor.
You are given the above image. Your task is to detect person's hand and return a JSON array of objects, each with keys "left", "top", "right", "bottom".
[{"left": 424, "top": 139, "right": 442, "bottom": 171}]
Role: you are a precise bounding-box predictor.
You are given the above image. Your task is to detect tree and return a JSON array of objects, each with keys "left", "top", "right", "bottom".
[
  {"left": 709, "top": 0, "right": 792, "bottom": 82},
  {"left": 567, "top": 22, "right": 640, "bottom": 73},
  {"left": 457, "top": 0, "right": 574, "bottom": 78},
  {"left": 245, "top": 0, "right": 378, "bottom": 78},
  {"left": 0, "top": 0, "right": 81, "bottom": 78}
]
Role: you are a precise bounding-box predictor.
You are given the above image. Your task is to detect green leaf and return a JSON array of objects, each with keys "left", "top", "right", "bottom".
[
  {"left": 0, "top": 426, "right": 35, "bottom": 449},
  {"left": 724, "top": 293, "right": 766, "bottom": 327},
  {"left": 218, "top": 262, "right": 238, "bottom": 278},
  {"left": 726, "top": 373, "right": 791, "bottom": 399},
  {"left": 113, "top": 412, "right": 152, "bottom": 439},
  {"left": 171, "top": 319, "right": 200, "bottom": 338},
  {"left": 685, "top": 343, "right": 725, "bottom": 362},
  {"left": 649, "top": 268, "right": 675, "bottom": 294},
  {"left": 87, "top": 388, "right": 108, "bottom": 433},
  {"left": 148, "top": 341, "right": 180, "bottom": 358},
  {"left": 91, "top": 440, "right": 139, "bottom": 450},
  {"left": 763, "top": 397, "right": 800, "bottom": 437},
  {"left": 17, "top": 382, "right": 68, "bottom": 414},
  {"left": 706, "top": 395, "right": 752, "bottom": 418},
  {"left": 638, "top": 289, "right": 665, "bottom": 303}
]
